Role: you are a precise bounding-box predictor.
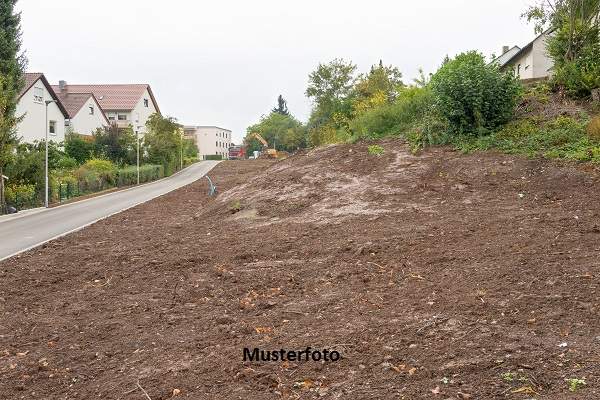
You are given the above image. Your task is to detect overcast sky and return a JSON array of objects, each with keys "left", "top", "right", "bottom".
[{"left": 18, "top": 0, "right": 535, "bottom": 143}]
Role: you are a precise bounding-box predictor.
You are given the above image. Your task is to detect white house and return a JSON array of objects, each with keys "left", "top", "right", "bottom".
[
  {"left": 53, "top": 81, "right": 109, "bottom": 135},
  {"left": 184, "top": 126, "right": 232, "bottom": 159},
  {"left": 51, "top": 83, "right": 160, "bottom": 135},
  {"left": 495, "top": 31, "right": 554, "bottom": 80},
  {"left": 16, "top": 73, "right": 69, "bottom": 144}
]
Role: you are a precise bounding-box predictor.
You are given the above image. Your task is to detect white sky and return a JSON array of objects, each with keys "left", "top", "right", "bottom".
[{"left": 18, "top": 0, "right": 535, "bottom": 143}]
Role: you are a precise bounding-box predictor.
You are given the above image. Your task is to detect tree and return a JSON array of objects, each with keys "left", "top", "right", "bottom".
[
  {"left": 143, "top": 113, "right": 182, "bottom": 175},
  {"left": 351, "top": 60, "right": 404, "bottom": 114},
  {"left": 306, "top": 58, "right": 357, "bottom": 110},
  {"left": 0, "top": 0, "right": 27, "bottom": 212},
  {"left": 272, "top": 95, "right": 289, "bottom": 115},
  {"left": 245, "top": 112, "right": 306, "bottom": 154},
  {"left": 64, "top": 131, "right": 94, "bottom": 164},
  {"left": 93, "top": 125, "right": 136, "bottom": 166}
]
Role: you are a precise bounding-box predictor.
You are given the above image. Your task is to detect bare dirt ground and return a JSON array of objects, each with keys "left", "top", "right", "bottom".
[{"left": 1, "top": 139, "right": 600, "bottom": 399}]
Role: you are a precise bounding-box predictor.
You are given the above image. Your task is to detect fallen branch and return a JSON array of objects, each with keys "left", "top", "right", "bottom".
[{"left": 137, "top": 380, "right": 152, "bottom": 400}]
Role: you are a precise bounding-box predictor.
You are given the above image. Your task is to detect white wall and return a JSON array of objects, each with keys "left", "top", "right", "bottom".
[
  {"left": 70, "top": 96, "right": 108, "bottom": 135},
  {"left": 192, "top": 126, "right": 232, "bottom": 159},
  {"left": 16, "top": 79, "right": 66, "bottom": 144},
  {"left": 508, "top": 33, "right": 553, "bottom": 80},
  {"left": 131, "top": 88, "right": 158, "bottom": 135}
]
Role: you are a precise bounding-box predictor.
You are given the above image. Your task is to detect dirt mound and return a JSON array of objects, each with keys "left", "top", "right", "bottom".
[{"left": 2, "top": 141, "right": 600, "bottom": 399}]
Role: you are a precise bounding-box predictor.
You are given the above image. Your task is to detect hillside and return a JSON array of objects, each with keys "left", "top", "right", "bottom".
[{"left": 1, "top": 141, "right": 600, "bottom": 399}]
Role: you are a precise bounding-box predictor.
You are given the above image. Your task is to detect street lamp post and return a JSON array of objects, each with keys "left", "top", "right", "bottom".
[
  {"left": 44, "top": 100, "right": 55, "bottom": 208},
  {"left": 136, "top": 130, "right": 140, "bottom": 185}
]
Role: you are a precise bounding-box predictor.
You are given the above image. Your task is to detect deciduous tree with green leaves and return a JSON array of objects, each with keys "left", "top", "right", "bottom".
[
  {"left": 0, "top": 0, "right": 27, "bottom": 212},
  {"left": 143, "top": 113, "right": 183, "bottom": 175},
  {"left": 245, "top": 112, "right": 306, "bottom": 154}
]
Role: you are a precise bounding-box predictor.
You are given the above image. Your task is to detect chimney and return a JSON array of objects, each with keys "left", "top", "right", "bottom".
[
  {"left": 59, "top": 80, "right": 67, "bottom": 92},
  {"left": 502, "top": 46, "right": 510, "bottom": 55}
]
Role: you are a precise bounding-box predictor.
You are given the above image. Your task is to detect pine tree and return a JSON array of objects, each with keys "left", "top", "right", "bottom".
[
  {"left": 272, "top": 95, "right": 289, "bottom": 116},
  {"left": 0, "top": 0, "right": 26, "bottom": 212}
]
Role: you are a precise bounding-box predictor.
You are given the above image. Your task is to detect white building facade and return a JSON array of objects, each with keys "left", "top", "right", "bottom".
[
  {"left": 184, "top": 126, "right": 232, "bottom": 159},
  {"left": 499, "top": 31, "right": 554, "bottom": 80},
  {"left": 16, "top": 73, "right": 68, "bottom": 144}
]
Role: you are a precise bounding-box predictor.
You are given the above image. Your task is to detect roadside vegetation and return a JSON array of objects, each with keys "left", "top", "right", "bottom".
[
  {"left": 245, "top": 0, "right": 600, "bottom": 166},
  {"left": 3, "top": 114, "right": 198, "bottom": 211}
]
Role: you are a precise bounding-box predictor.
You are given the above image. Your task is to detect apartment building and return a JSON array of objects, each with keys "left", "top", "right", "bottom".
[{"left": 184, "top": 126, "right": 232, "bottom": 159}]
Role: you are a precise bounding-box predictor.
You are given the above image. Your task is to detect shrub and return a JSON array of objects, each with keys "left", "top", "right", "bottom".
[
  {"left": 350, "top": 86, "right": 435, "bottom": 139},
  {"left": 76, "top": 158, "right": 117, "bottom": 189},
  {"left": 56, "top": 156, "right": 78, "bottom": 170},
  {"left": 430, "top": 51, "right": 522, "bottom": 135},
  {"left": 4, "top": 183, "right": 37, "bottom": 210},
  {"left": 587, "top": 116, "right": 600, "bottom": 141},
  {"left": 116, "top": 164, "right": 164, "bottom": 186},
  {"left": 204, "top": 154, "right": 224, "bottom": 161}
]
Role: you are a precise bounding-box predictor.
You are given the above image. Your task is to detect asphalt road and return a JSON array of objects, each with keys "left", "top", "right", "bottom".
[{"left": 0, "top": 161, "right": 220, "bottom": 261}]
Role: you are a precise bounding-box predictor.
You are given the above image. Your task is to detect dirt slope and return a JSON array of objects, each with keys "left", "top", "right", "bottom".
[{"left": 1, "top": 140, "right": 600, "bottom": 399}]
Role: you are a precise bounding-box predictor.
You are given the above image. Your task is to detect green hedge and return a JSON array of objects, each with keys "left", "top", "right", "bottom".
[
  {"left": 204, "top": 154, "right": 223, "bottom": 160},
  {"left": 116, "top": 164, "right": 164, "bottom": 186}
]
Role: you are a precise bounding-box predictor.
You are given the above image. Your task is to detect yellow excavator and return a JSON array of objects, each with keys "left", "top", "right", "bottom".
[{"left": 248, "top": 132, "right": 281, "bottom": 159}]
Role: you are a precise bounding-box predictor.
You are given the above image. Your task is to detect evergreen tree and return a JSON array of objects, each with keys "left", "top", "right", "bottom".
[
  {"left": 272, "top": 94, "right": 289, "bottom": 115},
  {"left": 0, "top": 0, "right": 27, "bottom": 212}
]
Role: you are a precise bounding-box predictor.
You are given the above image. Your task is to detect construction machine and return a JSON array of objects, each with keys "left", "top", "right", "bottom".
[{"left": 248, "top": 132, "right": 280, "bottom": 159}]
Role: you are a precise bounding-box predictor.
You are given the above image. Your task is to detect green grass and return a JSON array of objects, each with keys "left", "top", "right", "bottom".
[
  {"left": 368, "top": 144, "right": 385, "bottom": 156},
  {"left": 443, "top": 116, "right": 600, "bottom": 163}
]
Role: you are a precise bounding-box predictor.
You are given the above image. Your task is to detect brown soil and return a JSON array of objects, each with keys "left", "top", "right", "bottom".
[{"left": 1, "top": 140, "right": 600, "bottom": 399}]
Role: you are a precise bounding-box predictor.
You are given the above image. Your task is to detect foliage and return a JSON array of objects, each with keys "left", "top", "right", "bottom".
[
  {"left": 64, "top": 132, "right": 94, "bottom": 164},
  {"left": 429, "top": 51, "right": 522, "bottom": 135},
  {"left": 144, "top": 113, "right": 183, "bottom": 175},
  {"left": 93, "top": 126, "right": 136, "bottom": 166},
  {"left": 4, "top": 141, "right": 63, "bottom": 190},
  {"left": 351, "top": 60, "right": 404, "bottom": 115},
  {"left": 349, "top": 86, "right": 435, "bottom": 140},
  {"left": 0, "top": 0, "right": 27, "bottom": 212},
  {"left": 245, "top": 112, "right": 306, "bottom": 153},
  {"left": 116, "top": 164, "right": 163, "bottom": 186},
  {"left": 524, "top": 0, "right": 600, "bottom": 96},
  {"left": 204, "top": 154, "right": 223, "bottom": 160},
  {"left": 449, "top": 116, "right": 600, "bottom": 163},
  {"left": 56, "top": 156, "right": 78, "bottom": 170},
  {"left": 272, "top": 95, "right": 289, "bottom": 115},
  {"left": 567, "top": 378, "right": 587, "bottom": 392},
  {"left": 306, "top": 59, "right": 357, "bottom": 144},
  {"left": 77, "top": 158, "right": 117, "bottom": 186},
  {"left": 4, "top": 182, "right": 36, "bottom": 209},
  {"left": 367, "top": 144, "right": 385, "bottom": 156}
]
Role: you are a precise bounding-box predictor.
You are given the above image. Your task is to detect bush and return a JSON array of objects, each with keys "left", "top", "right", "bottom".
[
  {"left": 64, "top": 133, "right": 94, "bottom": 164},
  {"left": 116, "top": 164, "right": 164, "bottom": 186},
  {"left": 350, "top": 86, "right": 435, "bottom": 139},
  {"left": 56, "top": 156, "right": 78, "bottom": 170},
  {"left": 204, "top": 155, "right": 224, "bottom": 160},
  {"left": 367, "top": 144, "right": 385, "bottom": 156},
  {"left": 430, "top": 51, "right": 522, "bottom": 135},
  {"left": 76, "top": 158, "right": 117, "bottom": 189},
  {"left": 4, "top": 183, "right": 38, "bottom": 210}
]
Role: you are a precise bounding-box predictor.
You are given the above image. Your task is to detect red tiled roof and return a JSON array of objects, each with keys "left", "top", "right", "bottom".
[
  {"left": 54, "top": 92, "right": 109, "bottom": 124},
  {"left": 19, "top": 73, "right": 69, "bottom": 118},
  {"left": 51, "top": 84, "right": 160, "bottom": 113}
]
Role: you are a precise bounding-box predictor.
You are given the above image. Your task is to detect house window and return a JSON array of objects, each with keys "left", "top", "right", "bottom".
[
  {"left": 33, "top": 87, "right": 44, "bottom": 103},
  {"left": 118, "top": 114, "right": 127, "bottom": 121},
  {"left": 108, "top": 115, "right": 115, "bottom": 121},
  {"left": 517, "top": 64, "right": 521, "bottom": 76},
  {"left": 49, "top": 120, "right": 56, "bottom": 135},
  {"left": 144, "top": 99, "right": 149, "bottom": 107},
  {"left": 216, "top": 141, "right": 218, "bottom": 147},
  {"left": 89, "top": 106, "right": 94, "bottom": 115}
]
